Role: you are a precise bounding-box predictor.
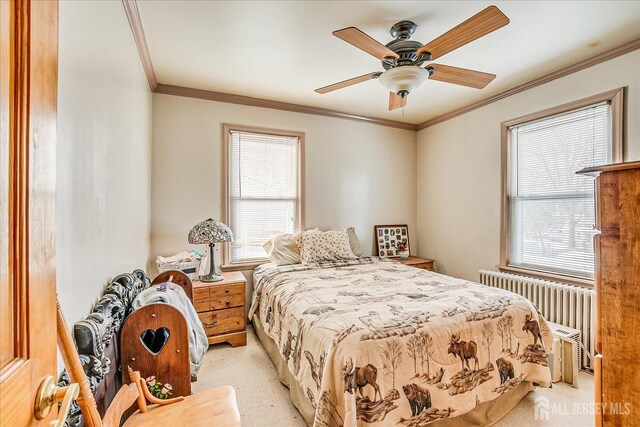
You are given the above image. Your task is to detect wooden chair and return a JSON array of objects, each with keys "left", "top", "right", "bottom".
[
  {"left": 103, "top": 368, "right": 239, "bottom": 427},
  {"left": 57, "top": 299, "right": 241, "bottom": 427}
]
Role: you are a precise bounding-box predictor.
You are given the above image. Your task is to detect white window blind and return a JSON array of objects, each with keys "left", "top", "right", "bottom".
[
  {"left": 507, "top": 103, "right": 611, "bottom": 280},
  {"left": 228, "top": 130, "right": 300, "bottom": 264}
]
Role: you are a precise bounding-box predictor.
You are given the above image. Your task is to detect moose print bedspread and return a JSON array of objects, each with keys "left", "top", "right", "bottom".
[{"left": 249, "top": 258, "right": 552, "bottom": 426}]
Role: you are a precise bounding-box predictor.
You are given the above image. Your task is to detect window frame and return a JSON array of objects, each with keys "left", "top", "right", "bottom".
[
  {"left": 221, "top": 123, "right": 305, "bottom": 271},
  {"left": 499, "top": 88, "right": 624, "bottom": 286}
]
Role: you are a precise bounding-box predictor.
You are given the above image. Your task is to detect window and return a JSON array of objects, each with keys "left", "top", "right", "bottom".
[
  {"left": 501, "top": 89, "right": 623, "bottom": 284},
  {"left": 223, "top": 124, "right": 304, "bottom": 268}
]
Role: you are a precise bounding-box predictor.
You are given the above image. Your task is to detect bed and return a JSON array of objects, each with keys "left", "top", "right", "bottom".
[{"left": 249, "top": 257, "right": 552, "bottom": 426}]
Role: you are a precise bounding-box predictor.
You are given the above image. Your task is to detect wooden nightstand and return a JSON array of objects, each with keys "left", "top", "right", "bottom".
[
  {"left": 399, "top": 256, "right": 435, "bottom": 271},
  {"left": 193, "top": 271, "right": 247, "bottom": 347}
]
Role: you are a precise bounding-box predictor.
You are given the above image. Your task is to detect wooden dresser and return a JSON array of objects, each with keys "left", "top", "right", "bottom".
[
  {"left": 578, "top": 161, "right": 640, "bottom": 426},
  {"left": 399, "top": 256, "right": 435, "bottom": 271},
  {"left": 193, "top": 271, "right": 247, "bottom": 347}
]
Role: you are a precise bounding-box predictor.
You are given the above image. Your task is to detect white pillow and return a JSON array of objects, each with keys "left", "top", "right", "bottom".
[
  {"left": 346, "top": 227, "right": 363, "bottom": 257},
  {"left": 262, "top": 233, "right": 302, "bottom": 266},
  {"left": 300, "top": 229, "right": 356, "bottom": 264}
]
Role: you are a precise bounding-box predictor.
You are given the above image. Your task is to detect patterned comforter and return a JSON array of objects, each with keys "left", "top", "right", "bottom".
[{"left": 249, "top": 258, "right": 552, "bottom": 426}]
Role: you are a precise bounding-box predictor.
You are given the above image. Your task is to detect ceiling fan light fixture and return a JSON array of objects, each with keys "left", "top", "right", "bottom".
[{"left": 379, "top": 66, "right": 429, "bottom": 96}]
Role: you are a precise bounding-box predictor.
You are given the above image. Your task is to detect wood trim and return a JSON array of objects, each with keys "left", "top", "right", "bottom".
[
  {"left": 500, "top": 87, "right": 624, "bottom": 129},
  {"left": 578, "top": 160, "right": 640, "bottom": 175},
  {"left": 594, "top": 354, "right": 603, "bottom": 427},
  {"left": 0, "top": 1, "right": 59, "bottom": 423},
  {"left": 496, "top": 265, "right": 594, "bottom": 288},
  {"left": 156, "top": 84, "right": 416, "bottom": 131},
  {"left": 499, "top": 124, "right": 509, "bottom": 267},
  {"left": 121, "top": 0, "right": 157, "bottom": 91},
  {"left": 499, "top": 88, "right": 623, "bottom": 285},
  {"left": 221, "top": 123, "right": 305, "bottom": 268},
  {"left": 57, "top": 300, "right": 102, "bottom": 427},
  {"left": 12, "top": 0, "right": 31, "bottom": 361},
  {"left": 417, "top": 38, "right": 640, "bottom": 130},
  {"left": 593, "top": 233, "right": 602, "bottom": 355},
  {"left": 122, "top": 0, "right": 638, "bottom": 134},
  {"left": 220, "top": 262, "right": 265, "bottom": 273},
  {"left": 119, "top": 1, "right": 412, "bottom": 131},
  {"left": 611, "top": 87, "right": 624, "bottom": 163}
]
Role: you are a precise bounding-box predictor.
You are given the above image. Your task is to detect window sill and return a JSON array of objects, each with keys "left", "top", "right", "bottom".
[
  {"left": 497, "top": 265, "right": 594, "bottom": 288},
  {"left": 221, "top": 261, "right": 268, "bottom": 272}
]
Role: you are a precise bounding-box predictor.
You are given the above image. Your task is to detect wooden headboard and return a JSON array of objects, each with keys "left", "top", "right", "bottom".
[{"left": 151, "top": 270, "right": 193, "bottom": 301}]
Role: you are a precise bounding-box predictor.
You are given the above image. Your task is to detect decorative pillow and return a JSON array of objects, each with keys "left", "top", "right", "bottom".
[
  {"left": 346, "top": 227, "right": 363, "bottom": 257},
  {"left": 300, "top": 229, "right": 356, "bottom": 264},
  {"left": 292, "top": 227, "right": 319, "bottom": 255},
  {"left": 262, "top": 233, "right": 302, "bottom": 266}
]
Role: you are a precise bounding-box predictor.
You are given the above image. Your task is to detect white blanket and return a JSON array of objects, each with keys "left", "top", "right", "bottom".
[{"left": 132, "top": 283, "right": 208, "bottom": 376}]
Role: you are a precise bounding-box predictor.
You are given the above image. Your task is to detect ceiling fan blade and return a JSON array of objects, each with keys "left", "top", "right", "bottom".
[
  {"left": 315, "top": 72, "right": 381, "bottom": 94},
  {"left": 333, "top": 27, "right": 400, "bottom": 60},
  {"left": 416, "top": 6, "right": 509, "bottom": 60},
  {"left": 427, "top": 64, "right": 495, "bottom": 89},
  {"left": 389, "top": 92, "right": 407, "bottom": 111}
]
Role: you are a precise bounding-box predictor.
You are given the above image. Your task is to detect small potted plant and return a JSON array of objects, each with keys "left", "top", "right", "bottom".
[{"left": 397, "top": 241, "right": 409, "bottom": 259}]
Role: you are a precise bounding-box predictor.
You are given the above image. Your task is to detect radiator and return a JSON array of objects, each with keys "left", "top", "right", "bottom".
[{"left": 479, "top": 269, "right": 596, "bottom": 371}]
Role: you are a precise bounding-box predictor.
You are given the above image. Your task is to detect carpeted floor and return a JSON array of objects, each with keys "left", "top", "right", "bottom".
[{"left": 193, "top": 326, "right": 594, "bottom": 426}]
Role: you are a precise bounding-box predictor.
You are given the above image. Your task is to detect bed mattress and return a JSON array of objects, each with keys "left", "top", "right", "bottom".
[{"left": 249, "top": 257, "right": 552, "bottom": 426}]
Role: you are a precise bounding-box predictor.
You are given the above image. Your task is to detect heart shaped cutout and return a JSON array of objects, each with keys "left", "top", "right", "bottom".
[{"left": 140, "top": 327, "right": 170, "bottom": 355}]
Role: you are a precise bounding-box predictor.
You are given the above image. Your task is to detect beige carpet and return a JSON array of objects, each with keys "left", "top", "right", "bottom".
[{"left": 194, "top": 326, "right": 594, "bottom": 426}]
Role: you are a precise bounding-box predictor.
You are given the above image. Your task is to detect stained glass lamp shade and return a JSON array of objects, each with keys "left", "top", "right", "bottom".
[{"left": 188, "top": 218, "right": 234, "bottom": 282}]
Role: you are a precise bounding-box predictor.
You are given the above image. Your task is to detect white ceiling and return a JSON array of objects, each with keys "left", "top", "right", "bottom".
[{"left": 137, "top": 1, "right": 640, "bottom": 125}]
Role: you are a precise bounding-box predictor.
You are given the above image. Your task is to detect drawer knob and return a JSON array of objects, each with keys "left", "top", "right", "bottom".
[
  {"left": 225, "top": 288, "right": 229, "bottom": 293},
  {"left": 226, "top": 300, "right": 230, "bottom": 305}
]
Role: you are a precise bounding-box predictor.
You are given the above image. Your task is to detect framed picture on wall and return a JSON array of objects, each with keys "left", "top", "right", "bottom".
[{"left": 374, "top": 224, "right": 410, "bottom": 258}]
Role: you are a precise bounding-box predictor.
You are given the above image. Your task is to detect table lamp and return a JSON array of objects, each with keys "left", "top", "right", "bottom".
[{"left": 188, "top": 218, "right": 234, "bottom": 282}]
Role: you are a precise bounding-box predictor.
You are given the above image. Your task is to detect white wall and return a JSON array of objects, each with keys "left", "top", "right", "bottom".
[
  {"left": 416, "top": 50, "right": 640, "bottom": 281},
  {"left": 57, "top": 1, "right": 152, "bottom": 327},
  {"left": 150, "top": 94, "right": 417, "bottom": 300}
]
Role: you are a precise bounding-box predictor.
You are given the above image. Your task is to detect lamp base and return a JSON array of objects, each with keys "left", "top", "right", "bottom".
[
  {"left": 200, "top": 242, "right": 223, "bottom": 282},
  {"left": 200, "top": 273, "right": 224, "bottom": 282}
]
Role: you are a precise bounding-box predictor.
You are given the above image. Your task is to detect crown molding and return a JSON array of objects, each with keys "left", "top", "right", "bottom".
[
  {"left": 122, "top": 1, "right": 639, "bottom": 134},
  {"left": 155, "top": 84, "right": 417, "bottom": 131},
  {"left": 122, "top": 0, "right": 157, "bottom": 91},
  {"left": 416, "top": 37, "right": 640, "bottom": 131},
  {"left": 120, "top": 0, "right": 414, "bottom": 131}
]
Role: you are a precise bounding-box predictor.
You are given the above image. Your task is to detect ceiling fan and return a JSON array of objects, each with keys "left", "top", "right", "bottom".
[{"left": 315, "top": 6, "right": 510, "bottom": 111}]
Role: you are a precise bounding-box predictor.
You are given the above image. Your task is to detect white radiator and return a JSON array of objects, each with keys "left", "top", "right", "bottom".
[{"left": 479, "top": 270, "right": 596, "bottom": 371}]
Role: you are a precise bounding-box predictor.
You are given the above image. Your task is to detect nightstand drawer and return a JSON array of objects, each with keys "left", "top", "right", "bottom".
[
  {"left": 210, "top": 294, "right": 244, "bottom": 310},
  {"left": 198, "top": 307, "right": 245, "bottom": 336},
  {"left": 193, "top": 299, "right": 211, "bottom": 312},
  {"left": 194, "top": 282, "right": 244, "bottom": 301},
  {"left": 415, "top": 262, "right": 434, "bottom": 271},
  {"left": 194, "top": 294, "right": 244, "bottom": 312},
  {"left": 210, "top": 283, "right": 244, "bottom": 298},
  {"left": 399, "top": 256, "right": 435, "bottom": 271},
  {"left": 193, "top": 288, "right": 210, "bottom": 301}
]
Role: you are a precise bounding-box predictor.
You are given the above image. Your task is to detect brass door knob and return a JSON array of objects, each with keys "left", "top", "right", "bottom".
[{"left": 34, "top": 376, "right": 80, "bottom": 426}]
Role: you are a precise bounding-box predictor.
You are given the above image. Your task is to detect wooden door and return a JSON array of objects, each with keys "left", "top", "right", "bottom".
[{"left": 0, "top": 0, "right": 59, "bottom": 425}]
